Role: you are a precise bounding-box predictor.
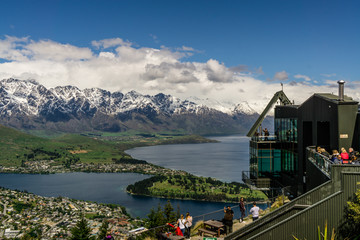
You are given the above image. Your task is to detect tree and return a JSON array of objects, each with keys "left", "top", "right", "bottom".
[
  {"left": 69, "top": 217, "right": 92, "bottom": 240},
  {"left": 338, "top": 185, "right": 360, "bottom": 240},
  {"left": 163, "top": 200, "right": 176, "bottom": 223},
  {"left": 97, "top": 220, "right": 109, "bottom": 240},
  {"left": 146, "top": 204, "right": 165, "bottom": 229}
]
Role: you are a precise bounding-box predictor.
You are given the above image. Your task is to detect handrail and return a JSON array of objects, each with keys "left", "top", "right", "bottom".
[
  {"left": 250, "top": 135, "right": 277, "bottom": 142},
  {"left": 241, "top": 191, "right": 342, "bottom": 240},
  {"left": 130, "top": 202, "right": 269, "bottom": 238},
  {"left": 306, "top": 146, "right": 333, "bottom": 178},
  {"left": 224, "top": 204, "right": 310, "bottom": 240},
  {"left": 225, "top": 176, "right": 335, "bottom": 239}
]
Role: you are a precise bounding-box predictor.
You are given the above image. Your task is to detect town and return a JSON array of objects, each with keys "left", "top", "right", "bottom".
[
  {"left": 0, "top": 160, "right": 187, "bottom": 176},
  {"left": 0, "top": 187, "right": 144, "bottom": 239}
]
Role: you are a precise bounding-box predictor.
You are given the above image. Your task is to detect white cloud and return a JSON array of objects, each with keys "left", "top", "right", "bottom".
[
  {"left": 273, "top": 71, "right": 289, "bottom": 81},
  {"left": 180, "top": 46, "right": 195, "bottom": 51},
  {"left": 92, "top": 38, "right": 131, "bottom": 49},
  {"left": 0, "top": 35, "right": 30, "bottom": 61},
  {"left": 26, "top": 40, "right": 93, "bottom": 61},
  {"left": 0, "top": 36, "right": 360, "bottom": 113},
  {"left": 294, "top": 74, "right": 311, "bottom": 81}
]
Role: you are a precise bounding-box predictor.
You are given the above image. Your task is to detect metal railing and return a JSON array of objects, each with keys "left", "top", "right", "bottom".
[
  {"left": 251, "top": 135, "right": 277, "bottom": 142},
  {"left": 306, "top": 146, "right": 333, "bottom": 178},
  {"left": 130, "top": 202, "right": 273, "bottom": 239},
  {"left": 242, "top": 171, "right": 272, "bottom": 190}
]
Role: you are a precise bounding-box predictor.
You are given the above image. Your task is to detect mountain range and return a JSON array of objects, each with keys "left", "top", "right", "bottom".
[{"left": 0, "top": 78, "right": 272, "bottom": 135}]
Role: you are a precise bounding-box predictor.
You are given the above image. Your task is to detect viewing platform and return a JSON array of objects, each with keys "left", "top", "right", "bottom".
[{"left": 226, "top": 156, "right": 360, "bottom": 239}]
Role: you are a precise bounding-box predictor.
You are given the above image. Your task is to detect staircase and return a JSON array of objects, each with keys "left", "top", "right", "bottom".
[{"left": 225, "top": 164, "right": 360, "bottom": 240}]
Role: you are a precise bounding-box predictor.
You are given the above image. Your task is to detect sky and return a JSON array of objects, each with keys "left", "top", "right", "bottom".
[{"left": 1, "top": 0, "right": 360, "bottom": 112}]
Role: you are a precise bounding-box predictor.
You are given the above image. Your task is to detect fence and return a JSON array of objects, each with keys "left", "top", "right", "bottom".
[{"left": 130, "top": 201, "right": 273, "bottom": 239}]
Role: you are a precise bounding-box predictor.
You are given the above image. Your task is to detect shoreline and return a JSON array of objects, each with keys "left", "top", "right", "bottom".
[{"left": 0, "top": 134, "right": 267, "bottom": 206}]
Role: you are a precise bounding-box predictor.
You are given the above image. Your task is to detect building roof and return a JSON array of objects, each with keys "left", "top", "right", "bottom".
[{"left": 315, "top": 93, "right": 358, "bottom": 104}]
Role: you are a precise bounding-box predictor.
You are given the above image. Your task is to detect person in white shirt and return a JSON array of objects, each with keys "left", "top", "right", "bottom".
[
  {"left": 177, "top": 214, "right": 186, "bottom": 236},
  {"left": 249, "top": 202, "right": 260, "bottom": 221}
]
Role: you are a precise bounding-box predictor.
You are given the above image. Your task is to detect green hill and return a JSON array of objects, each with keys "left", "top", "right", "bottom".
[
  {"left": 0, "top": 125, "right": 128, "bottom": 167},
  {"left": 0, "top": 125, "right": 215, "bottom": 167}
]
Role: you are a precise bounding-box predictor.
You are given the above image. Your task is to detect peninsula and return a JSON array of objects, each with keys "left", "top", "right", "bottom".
[{"left": 0, "top": 125, "right": 267, "bottom": 203}]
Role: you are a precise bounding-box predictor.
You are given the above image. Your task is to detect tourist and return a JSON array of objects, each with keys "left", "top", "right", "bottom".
[
  {"left": 349, "top": 148, "right": 359, "bottom": 161},
  {"left": 249, "top": 202, "right": 260, "bottom": 221},
  {"left": 320, "top": 148, "right": 330, "bottom": 158},
  {"left": 341, "top": 147, "right": 349, "bottom": 164},
  {"left": 239, "top": 197, "right": 246, "bottom": 222},
  {"left": 336, "top": 154, "right": 342, "bottom": 164},
  {"left": 263, "top": 128, "right": 269, "bottom": 140},
  {"left": 184, "top": 212, "right": 192, "bottom": 239},
  {"left": 176, "top": 214, "right": 186, "bottom": 236},
  {"left": 222, "top": 206, "right": 234, "bottom": 235},
  {"left": 331, "top": 150, "right": 340, "bottom": 163},
  {"left": 317, "top": 146, "right": 322, "bottom": 153}
]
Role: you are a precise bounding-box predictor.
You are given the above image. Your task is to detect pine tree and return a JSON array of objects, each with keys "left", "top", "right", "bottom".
[
  {"left": 164, "top": 200, "right": 176, "bottom": 223},
  {"left": 97, "top": 220, "right": 109, "bottom": 240},
  {"left": 147, "top": 204, "right": 165, "bottom": 228},
  {"left": 69, "top": 217, "right": 92, "bottom": 240},
  {"left": 155, "top": 204, "right": 165, "bottom": 226}
]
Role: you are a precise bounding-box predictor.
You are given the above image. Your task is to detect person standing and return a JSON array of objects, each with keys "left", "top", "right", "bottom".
[
  {"left": 223, "top": 206, "right": 234, "bottom": 235},
  {"left": 239, "top": 197, "right": 246, "bottom": 222},
  {"left": 250, "top": 202, "right": 260, "bottom": 221},
  {"left": 341, "top": 147, "right": 349, "bottom": 164},
  {"left": 184, "top": 212, "right": 192, "bottom": 239},
  {"left": 176, "top": 214, "right": 186, "bottom": 236},
  {"left": 263, "top": 128, "right": 269, "bottom": 140}
]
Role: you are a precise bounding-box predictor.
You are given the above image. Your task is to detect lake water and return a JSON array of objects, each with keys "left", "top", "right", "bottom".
[
  {"left": 0, "top": 135, "right": 266, "bottom": 219},
  {"left": 126, "top": 135, "right": 250, "bottom": 182}
]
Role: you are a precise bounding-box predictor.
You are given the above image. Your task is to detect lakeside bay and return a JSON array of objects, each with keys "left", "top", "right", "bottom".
[
  {"left": 126, "top": 135, "right": 250, "bottom": 182},
  {"left": 0, "top": 135, "right": 264, "bottom": 219}
]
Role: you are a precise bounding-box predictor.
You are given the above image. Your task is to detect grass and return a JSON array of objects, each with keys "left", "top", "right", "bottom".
[
  {"left": 0, "top": 125, "right": 216, "bottom": 167},
  {"left": 147, "top": 174, "right": 267, "bottom": 201},
  {"left": 0, "top": 125, "right": 128, "bottom": 166}
]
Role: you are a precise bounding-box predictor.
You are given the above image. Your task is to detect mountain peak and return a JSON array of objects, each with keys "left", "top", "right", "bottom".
[{"left": 0, "top": 78, "right": 261, "bottom": 134}]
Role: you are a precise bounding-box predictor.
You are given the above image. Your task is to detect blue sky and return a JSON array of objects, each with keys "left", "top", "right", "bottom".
[{"left": 1, "top": 0, "right": 360, "bottom": 111}]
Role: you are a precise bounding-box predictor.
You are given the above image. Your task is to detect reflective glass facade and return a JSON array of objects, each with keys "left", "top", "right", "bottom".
[
  {"left": 250, "top": 141, "right": 281, "bottom": 178},
  {"left": 250, "top": 118, "right": 298, "bottom": 179},
  {"left": 275, "top": 118, "right": 298, "bottom": 143}
]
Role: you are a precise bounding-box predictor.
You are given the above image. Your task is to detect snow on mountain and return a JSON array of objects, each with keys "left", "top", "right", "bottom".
[
  {"left": 186, "top": 96, "right": 236, "bottom": 114},
  {"left": 186, "top": 96, "right": 261, "bottom": 115},
  {"left": 0, "top": 78, "right": 267, "bottom": 122},
  {"left": 0, "top": 79, "right": 216, "bottom": 117},
  {"left": 0, "top": 78, "right": 269, "bottom": 134},
  {"left": 233, "top": 102, "right": 257, "bottom": 115}
]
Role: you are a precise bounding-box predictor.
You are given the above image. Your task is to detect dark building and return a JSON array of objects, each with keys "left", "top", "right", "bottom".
[
  {"left": 244, "top": 81, "right": 359, "bottom": 196},
  {"left": 228, "top": 81, "right": 360, "bottom": 239}
]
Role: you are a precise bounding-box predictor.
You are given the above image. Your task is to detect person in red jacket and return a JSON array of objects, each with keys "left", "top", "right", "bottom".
[{"left": 341, "top": 147, "right": 349, "bottom": 164}]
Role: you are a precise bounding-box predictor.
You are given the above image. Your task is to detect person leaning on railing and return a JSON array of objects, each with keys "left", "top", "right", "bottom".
[
  {"left": 222, "top": 206, "right": 234, "bottom": 235},
  {"left": 330, "top": 150, "right": 341, "bottom": 164},
  {"left": 349, "top": 148, "right": 360, "bottom": 164},
  {"left": 319, "top": 148, "right": 330, "bottom": 158}
]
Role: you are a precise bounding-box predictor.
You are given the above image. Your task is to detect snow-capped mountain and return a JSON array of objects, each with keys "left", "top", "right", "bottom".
[
  {"left": 0, "top": 78, "right": 209, "bottom": 117},
  {"left": 0, "top": 78, "right": 265, "bottom": 134},
  {"left": 232, "top": 102, "right": 257, "bottom": 115},
  {"left": 186, "top": 96, "right": 259, "bottom": 115}
]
